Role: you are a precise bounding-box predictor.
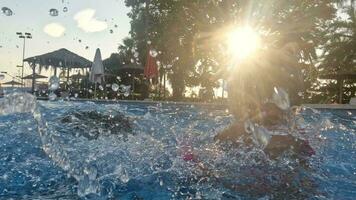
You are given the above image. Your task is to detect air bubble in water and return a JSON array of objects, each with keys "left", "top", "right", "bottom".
[
  {"left": 149, "top": 49, "right": 158, "bottom": 57},
  {"left": 49, "top": 8, "right": 59, "bottom": 17},
  {"left": 1, "top": 7, "right": 13, "bottom": 16},
  {"left": 112, "top": 83, "right": 119, "bottom": 92},
  {"left": 99, "top": 85, "right": 104, "bottom": 91},
  {"left": 49, "top": 76, "right": 60, "bottom": 91},
  {"left": 63, "top": 7, "right": 68, "bottom": 12},
  {"left": 88, "top": 89, "right": 93, "bottom": 93}
]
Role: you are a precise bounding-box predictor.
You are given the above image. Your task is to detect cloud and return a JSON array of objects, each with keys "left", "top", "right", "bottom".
[
  {"left": 74, "top": 9, "right": 108, "bottom": 33},
  {"left": 43, "top": 23, "right": 66, "bottom": 38}
]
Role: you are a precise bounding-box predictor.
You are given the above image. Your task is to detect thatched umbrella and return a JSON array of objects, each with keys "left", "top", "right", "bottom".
[
  {"left": 24, "top": 48, "right": 92, "bottom": 93},
  {"left": 118, "top": 64, "right": 144, "bottom": 75},
  {"left": 2, "top": 80, "right": 23, "bottom": 87},
  {"left": 22, "top": 73, "right": 48, "bottom": 80}
]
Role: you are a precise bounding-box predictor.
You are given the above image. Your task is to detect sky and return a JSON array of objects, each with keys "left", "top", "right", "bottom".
[{"left": 0, "top": 0, "right": 131, "bottom": 82}]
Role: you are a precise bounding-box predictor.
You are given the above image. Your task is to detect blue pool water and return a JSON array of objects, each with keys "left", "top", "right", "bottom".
[{"left": 0, "top": 94, "right": 355, "bottom": 199}]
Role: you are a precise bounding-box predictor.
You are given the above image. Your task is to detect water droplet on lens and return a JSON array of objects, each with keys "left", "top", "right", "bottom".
[
  {"left": 49, "top": 93, "right": 57, "bottom": 101},
  {"left": 49, "top": 8, "right": 59, "bottom": 16},
  {"left": 112, "top": 83, "right": 119, "bottom": 92},
  {"left": 49, "top": 76, "right": 60, "bottom": 90},
  {"left": 149, "top": 49, "right": 158, "bottom": 57},
  {"left": 1, "top": 7, "right": 13, "bottom": 16}
]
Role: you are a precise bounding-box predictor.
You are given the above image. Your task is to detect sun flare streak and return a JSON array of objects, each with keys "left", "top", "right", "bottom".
[{"left": 227, "top": 27, "right": 261, "bottom": 61}]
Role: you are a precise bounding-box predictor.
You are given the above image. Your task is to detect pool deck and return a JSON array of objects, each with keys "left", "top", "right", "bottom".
[
  {"left": 302, "top": 104, "right": 356, "bottom": 110},
  {"left": 37, "top": 97, "right": 356, "bottom": 110}
]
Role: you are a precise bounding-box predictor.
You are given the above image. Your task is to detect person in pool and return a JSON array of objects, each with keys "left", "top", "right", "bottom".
[
  {"left": 213, "top": 44, "right": 315, "bottom": 160},
  {"left": 214, "top": 95, "right": 315, "bottom": 159}
]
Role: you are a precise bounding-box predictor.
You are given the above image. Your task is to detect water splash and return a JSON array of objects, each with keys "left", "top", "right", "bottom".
[
  {"left": 0, "top": 93, "right": 99, "bottom": 197},
  {"left": 272, "top": 87, "right": 290, "bottom": 110},
  {"left": 1, "top": 93, "right": 351, "bottom": 199}
]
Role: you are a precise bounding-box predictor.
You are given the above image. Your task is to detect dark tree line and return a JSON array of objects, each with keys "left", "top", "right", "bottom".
[{"left": 116, "top": 0, "right": 355, "bottom": 103}]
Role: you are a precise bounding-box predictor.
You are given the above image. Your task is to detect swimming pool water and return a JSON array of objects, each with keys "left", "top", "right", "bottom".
[{"left": 0, "top": 95, "right": 355, "bottom": 199}]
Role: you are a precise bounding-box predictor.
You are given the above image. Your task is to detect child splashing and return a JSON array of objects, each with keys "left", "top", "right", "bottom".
[
  {"left": 215, "top": 86, "right": 315, "bottom": 159},
  {"left": 182, "top": 43, "right": 315, "bottom": 163}
]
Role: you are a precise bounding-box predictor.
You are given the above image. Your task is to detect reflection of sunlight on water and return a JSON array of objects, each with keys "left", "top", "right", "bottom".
[{"left": 0, "top": 93, "right": 355, "bottom": 199}]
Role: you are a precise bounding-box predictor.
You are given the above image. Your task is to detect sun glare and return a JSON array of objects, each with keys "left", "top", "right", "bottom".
[{"left": 227, "top": 27, "right": 261, "bottom": 60}]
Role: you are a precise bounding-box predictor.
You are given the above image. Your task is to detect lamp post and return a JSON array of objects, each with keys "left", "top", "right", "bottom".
[{"left": 16, "top": 32, "right": 32, "bottom": 87}]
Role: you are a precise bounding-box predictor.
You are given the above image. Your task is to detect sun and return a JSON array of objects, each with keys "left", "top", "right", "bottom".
[{"left": 227, "top": 26, "right": 261, "bottom": 60}]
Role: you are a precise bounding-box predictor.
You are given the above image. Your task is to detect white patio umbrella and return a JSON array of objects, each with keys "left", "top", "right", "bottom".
[{"left": 89, "top": 48, "right": 105, "bottom": 97}]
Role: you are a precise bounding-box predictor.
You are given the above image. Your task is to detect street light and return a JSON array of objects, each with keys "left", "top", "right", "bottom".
[{"left": 16, "top": 32, "right": 32, "bottom": 87}]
